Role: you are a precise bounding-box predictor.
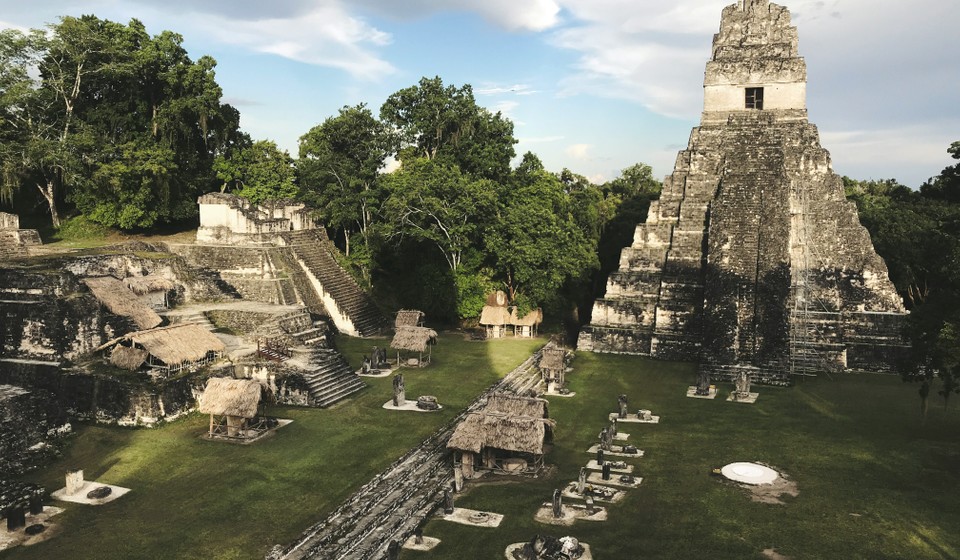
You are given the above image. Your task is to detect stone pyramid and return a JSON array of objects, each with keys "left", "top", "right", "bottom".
[{"left": 578, "top": 0, "right": 907, "bottom": 382}]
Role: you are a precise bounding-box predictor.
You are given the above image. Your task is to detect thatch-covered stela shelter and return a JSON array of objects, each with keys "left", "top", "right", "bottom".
[
  {"left": 199, "top": 378, "right": 266, "bottom": 439},
  {"left": 447, "top": 394, "right": 554, "bottom": 477},
  {"left": 391, "top": 326, "right": 438, "bottom": 367},
  {"left": 100, "top": 323, "right": 225, "bottom": 374}
]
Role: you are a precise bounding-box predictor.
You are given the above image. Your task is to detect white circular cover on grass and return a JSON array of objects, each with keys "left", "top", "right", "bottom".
[{"left": 721, "top": 462, "right": 778, "bottom": 485}]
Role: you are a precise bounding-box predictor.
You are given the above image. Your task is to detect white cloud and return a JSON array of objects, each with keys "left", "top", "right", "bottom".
[
  {"left": 520, "top": 135, "right": 565, "bottom": 143},
  {"left": 201, "top": 5, "right": 394, "bottom": 80},
  {"left": 491, "top": 100, "right": 520, "bottom": 117},
  {"left": 476, "top": 84, "right": 538, "bottom": 96},
  {"left": 566, "top": 143, "right": 591, "bottom": 160},
  {"left": 352, "top": 0, "right": 561, "bottom": 31}
]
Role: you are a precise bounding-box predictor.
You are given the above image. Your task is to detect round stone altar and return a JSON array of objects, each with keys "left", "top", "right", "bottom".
[{"left": 720, "top": 462, "right": 778, "bottom": 485}]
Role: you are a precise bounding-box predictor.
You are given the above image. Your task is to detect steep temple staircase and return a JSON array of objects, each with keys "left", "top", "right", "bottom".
[{"left": 280, "top": 230, "right": 388, "bottom": 337}]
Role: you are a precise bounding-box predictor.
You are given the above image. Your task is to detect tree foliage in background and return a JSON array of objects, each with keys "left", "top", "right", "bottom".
[
  {"left": 0, "top": 16, "right": 240, "bottom": 229},
  {"left": 214, "top": 139, "right": 296, "bottom": 204},
  {"left": 847, "top": 142, "right": 960, "bottom": 415},
  {"left": 298, "top": 104, "right": 395, "bottom": 275}
]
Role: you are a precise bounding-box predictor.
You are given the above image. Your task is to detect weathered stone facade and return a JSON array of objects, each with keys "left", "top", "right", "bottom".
[
  {"left": 0, "top": 212, "right": 41, "bottom": 259},
  {"left": 579, "top": 0, "right": 907, "bottom": 381},
  {"left": 196, "top": 193, "right": 313, "bottom": 246}
]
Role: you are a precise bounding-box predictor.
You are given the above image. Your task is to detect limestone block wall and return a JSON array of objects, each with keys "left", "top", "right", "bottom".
[
  {"left": 197, "top": 193, "right": 313, "bottom": 246},
  {"left": 0, "top": 360, "right": 200, "bottom": 426},
  {"left": 0, "top": 384, "right": 68, "bottom": 477}
]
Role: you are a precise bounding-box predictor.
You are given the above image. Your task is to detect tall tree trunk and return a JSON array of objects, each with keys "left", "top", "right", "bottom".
[
  {"left": 344, "top": 229, "right": 350, "bottom": 257},
  {"left": 37, "top": 180, "right": 60, "bottom": 228}
]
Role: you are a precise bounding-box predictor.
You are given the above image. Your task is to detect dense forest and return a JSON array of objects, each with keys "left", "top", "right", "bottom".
[{"left": 1, "top": 16, "right": 958, "bottom": 405}]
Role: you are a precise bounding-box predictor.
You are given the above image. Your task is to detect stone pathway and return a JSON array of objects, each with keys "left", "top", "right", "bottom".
[{"left": 268, "top": 346, "right": 547, "bottom": 560}]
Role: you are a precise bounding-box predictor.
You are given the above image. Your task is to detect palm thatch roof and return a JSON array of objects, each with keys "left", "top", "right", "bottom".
[
  {"left": 198, "top": 378, "right": 262, "bottom": 418},
  {"left": 394, "top": 309, "right": 425, "bottom": 328},
  {"left": 479, "top": 305, "right": 511, "bottom": 326},
  {"left": 391, "top": 326, "right": 438, "bottom": 352},
  {"left": 446, "top": 412, "right": 553, "bottom": 455},
  {"left": 510, "top": 307, "right": 542, "bottom": 327},
  {"left": 82, "top": 276, "right": 162, "bottom": 330},
  {"left": 539, "top": 347, "right": 566, "bottom": 372},
  {"left": 484, "top": 393, "right": 549, "bottom": 419},
  {"left": 100, "top": 323, "right": 225, "bottom": 368},
  {"left": 109, "top": 345, "right": 150, "bottom": 371},
  {"left": 123, "top": 275, "right": 176, "bottom": 295}
]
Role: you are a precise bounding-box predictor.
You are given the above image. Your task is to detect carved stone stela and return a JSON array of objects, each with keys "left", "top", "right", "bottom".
[{"left": 579, "top": 0, "right": 907, "bottom": 382}]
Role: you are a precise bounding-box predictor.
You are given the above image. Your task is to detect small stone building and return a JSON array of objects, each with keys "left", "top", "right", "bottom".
[
  {"left": 447, "top": 394, "right": 553, "bottom": 477},
  {"left": 198, "top": 378, "right": 264, "bottom": 439},
  {"left": 196, "top": 193, "right": 313, "bottom": 245},
  {"left": 0, "top": 212, "right": 41, "bottom": 258}
]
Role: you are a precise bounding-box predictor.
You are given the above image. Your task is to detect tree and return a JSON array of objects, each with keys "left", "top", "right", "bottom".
[
  {"left": 380, "top": 158, "right": 496, "bottom": 272},
  {"left": 485, "top": 163, "right": 598, "bottom": 311},
  {"left": 214, "top": 139, "right": 296, "bottom": 204},
  {"left": 298, "top": 104, "right": 395, "bottom": 260},
  {"left": 0, "top": 16, "right": 241, "bottom": 230},
  {"left": 380, "top": 76, "right": 516, "bottom": 181}
]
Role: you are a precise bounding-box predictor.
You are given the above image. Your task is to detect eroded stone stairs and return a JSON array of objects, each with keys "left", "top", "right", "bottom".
[{"left": 281, "top": 230, "right": 388, "bottom": 337}]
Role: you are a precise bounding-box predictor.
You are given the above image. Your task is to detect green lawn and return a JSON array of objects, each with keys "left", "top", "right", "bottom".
[
  {"left": 10, "top": 343, "right": 959, "bottom": 560},
  {"left": 406, "top": 353, "right": 960, "bottom": 560},
  {"left": 7, "top": 335, "right": 543, "bottom": 560}
]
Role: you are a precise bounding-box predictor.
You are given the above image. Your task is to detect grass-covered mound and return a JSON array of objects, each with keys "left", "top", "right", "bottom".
[{"left": 412, "top": 352, "right": 960, "bottom": 560}]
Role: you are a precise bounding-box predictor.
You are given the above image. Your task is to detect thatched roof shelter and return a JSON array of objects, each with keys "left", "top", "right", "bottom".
[
  {"left": 83, "top": 276, "right": 162, "bottom": 330},
  {"left": 100, "top": 323, "right": 225, "bottom": 372},
  {"left": 479, "top": 305, "right": 511, "bottom": 326},
  {"left": 509, "top": 307, "right": 542, "bottom": 327},
  {"left": 447, "top": 412, "right": 553, "bottom": 455},
  {"left": 484, "top": 393, "right": 549, "bottom": 419},
  {"left": 391, "top": 326, "right": 438, "bottom": 353},
  {"left": 199, "top": 378, "right": 262, "bottom": 419},
  {"left": 394, "top": 309, "right": 425, "bottom": 328},
  {"left": 539, "top": 348, "right": 566, "bottom": 372},
  {"left": 109, "top": 346, "right": 150, "bottom": 371},
  {"left": 123, "top": 275, "right": 176, "bottom": 295}
]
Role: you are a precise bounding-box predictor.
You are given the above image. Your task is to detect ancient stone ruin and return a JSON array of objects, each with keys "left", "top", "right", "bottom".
[
  {"left": 0, "top": 212, "right": 41, "bottom": 259},
  {"left": 579, "top": 0, "right": 908, "bottom": 382}
]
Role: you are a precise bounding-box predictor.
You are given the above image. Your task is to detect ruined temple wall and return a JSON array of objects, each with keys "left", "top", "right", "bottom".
[{"left": 0, "top": 384, "right": 68, "bottom": 477}]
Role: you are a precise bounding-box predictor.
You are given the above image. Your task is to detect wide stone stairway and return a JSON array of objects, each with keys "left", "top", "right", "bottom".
[
  {"left": 281, "top": 230, "right": 388, "bottom": 337},
  {"left": 299, "top": 349, "right": 366, "bottom": 408}
]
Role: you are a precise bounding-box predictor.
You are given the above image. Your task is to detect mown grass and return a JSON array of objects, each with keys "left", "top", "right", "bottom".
[
  {"left": 408, "top": 353, "right": 960, "bottom": 560},
  {"left": 7, "top": 335, "right": 543, "bottom": 560},
  {"left": 10, "top": 343, "right": 959, "bottom": 560}
]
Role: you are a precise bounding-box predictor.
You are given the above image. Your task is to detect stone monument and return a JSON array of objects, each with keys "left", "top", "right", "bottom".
[
  {"left": 578, "top": 0, "right": 908, "bottom": 382},
  {"left": 577, "top": 467, "right": 587, "bottom": 495},
  {"left": 696, "top": 370, "right": 711, "bottom": 396},
  {"left": 443, "top": 487, "right": 454, "bottom": 514},
  {"left": 617, "top": 394, "right": 628, "bottom": 419},
  {"left": 552, "top": 489, "right": 563, "bottom": 519},
  {"left": 734, "top": 371, "right": 751, "bottom": 399},
  {"left": 392, "top": 373, "right": 405, "bottom": 407}
]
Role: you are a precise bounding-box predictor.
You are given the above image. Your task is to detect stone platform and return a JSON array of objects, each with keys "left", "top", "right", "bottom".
[
  {"left": 586, "top": 444, "right": 644, "bottom": 458},
  {"left": 534, "top": 503, "right": 607, "bottom": 525},
  {"left": 608, "top": 412, "right": 659, "bottom": 423},
  {"left": 727, "top": 392, "right": 760, "bottom": 403},
  {"left": 439, "top": 507, "right": 503, "bottom": 528},
  {"left": 506, "top": 542, "right": 592, "bottom": 560},
  {"left": 586, "top": 471, "right": 641, "bottom": 488},
  {"left": 382, "top": 400, "right": 443, "bottom": 412}
]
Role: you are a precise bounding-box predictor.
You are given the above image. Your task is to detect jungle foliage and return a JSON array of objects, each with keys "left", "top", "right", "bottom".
[{"left": 845, "top": 141, "right": 960, "bottom": 414}]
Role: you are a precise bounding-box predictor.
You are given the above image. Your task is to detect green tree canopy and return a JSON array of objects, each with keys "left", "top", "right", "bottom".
[
  {"left": 0, "top": 16, "right": 240, "bottom": 229},
  {"left": 298, "top": 104, "right": 395, "bottom": 259},
  {"left": 214, "top": 139, "right": 297, "bottom": 205},
  {"left": 380, "top": 76, "right": 516, "bottom": 181}
]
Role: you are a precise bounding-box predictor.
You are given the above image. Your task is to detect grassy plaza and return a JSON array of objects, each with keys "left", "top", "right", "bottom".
[{"left": 7, "top": 336, "right": 960, "bottom": 560}]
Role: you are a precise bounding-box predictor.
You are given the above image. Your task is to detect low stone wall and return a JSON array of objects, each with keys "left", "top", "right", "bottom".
[
  {"left": 0, "top": 384, "right": 69, "bottom": 478},
  {"left": 0, "top": 360, "right": 200, "bottom": 427}
]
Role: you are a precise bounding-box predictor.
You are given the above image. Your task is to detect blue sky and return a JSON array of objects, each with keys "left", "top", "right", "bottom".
[{"left": 2, "top": 0, "right": 958, "bottom": 187}]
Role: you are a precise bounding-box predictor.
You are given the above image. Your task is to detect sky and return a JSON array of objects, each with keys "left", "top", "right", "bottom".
[{"left": 1, "top": 0, "right": 957, "bottom": 187}]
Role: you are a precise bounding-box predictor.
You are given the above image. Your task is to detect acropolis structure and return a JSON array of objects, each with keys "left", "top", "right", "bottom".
[{"left": 578, "top": 0, "right": 907, "bottom": 382}]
